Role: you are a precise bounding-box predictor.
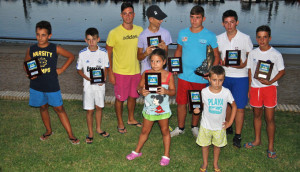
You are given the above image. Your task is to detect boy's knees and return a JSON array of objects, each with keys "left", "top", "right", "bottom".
[
  {"left": 40, "top": 104, "right": 49, "bottom": 111},
  {"left": 53, "top": 106, "right": 66, "bottom": 114}
]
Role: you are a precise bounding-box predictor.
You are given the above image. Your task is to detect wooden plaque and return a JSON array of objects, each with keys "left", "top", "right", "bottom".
[
  {"left": 254, "top": 60, "right": 274, "bottom": 81},
  {"left": 145, "top": 73, "right": 161, "bottom": 93},
  {"left": 24, "top": 58, "right": 42, "bottom": 78},
  {"left": 188, "top": 90, "right": 202, "bottom": 114},
  {"left": 147, "top": 35, "right": 161, "bottom": 47},
  {"left": 225, "top": 50, "right": 241, "bottom": 66},
  {"left": 168, "top": 57, "right": 183, "bottom": 73},
  {"left": 90, "top": 68, "right": 105, "bottom": 84}
]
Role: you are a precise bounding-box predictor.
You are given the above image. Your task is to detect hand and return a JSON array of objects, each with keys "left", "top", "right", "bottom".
[
  {"left": 203, "top": 73, "right": 209, "bottom": 80},
  {"left": 158, "top": 40, "right": 166, "bottom": 50},
  {"left": 193, "top": 108, "right": 201, "bottom": 114},
  {"left": 29, "top": 76, "right": 37, "bottom": 80},
  {"left": 258, "top": 78, "right": 272, "bottom": 85},
  {"left": 222, "top": 121, "right": 232, "bottom": 129},
  {"left": 156, "top": 86, "right": 167, "bottom": 95},
  {"left": 56, "top": 68, "right": 64, "bottom": 75},
  {"left": 98, "top": 83, "right": 104, "bottom": 86},
  {"left": 108, "top": 71, "right": 115, "bottom": 85},
  {"left": 145, "top": 46, "right": 154, "bottom": 56},
  {"left": 141, "top": 88, "right": 150, "bottom": 97}
]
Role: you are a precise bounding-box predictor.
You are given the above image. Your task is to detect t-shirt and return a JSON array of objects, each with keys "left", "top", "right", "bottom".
[
  {"left": 217, "top": 30, "right": 253, "bottom": 77},
  {"left": 201, "top": 86, "right": 234, "bottom": 130},
  {"left": 29, "top": 43, "right": 60, "bottom": 92},
  {"left": 138, "top": 27, "right": 172, "bottom": 74},
  {"left": 177, "top": 27, "right": 218, "bottom": 84},
  {"left": 106, "top": 24, "right": 143, "bottom": 75},
  {"left": 77, "top": 46, "right": 109, "bottom": 91},
  {"left": 247, "top": 47, "right": 285, "bottom": 87}
]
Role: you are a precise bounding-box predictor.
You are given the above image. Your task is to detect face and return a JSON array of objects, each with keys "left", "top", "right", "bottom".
[
  {"left": 150, "top": 55, "right": 166, "bottom": 71},
  {"left": 190, "top": 14, "right": 206, "bottom": 29},
  {"left": 149, "top": 17, "right": 163, "bottom": 28},
  {"left": 121, "top": 7, "right": 135, "bottom": 25},
  {"left": 222, "top": 16, "right": 239, "bottom": 33},
  {"left": 85, "top": 35, "right": 100, "bottom": 49},
  {"left": 36, "top": 28, "right": 52, "bottom": 46},
  {"left": 153, "top": 98, "right": 159, "bottom": 106},
  {"left": 208, "top": 73, "right": 225, "bottom": 91},
  {"left": 256, "top": 31, "right": 271, "bottom": 48}
]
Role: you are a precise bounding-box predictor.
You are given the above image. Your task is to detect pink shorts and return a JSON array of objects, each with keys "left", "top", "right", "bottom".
[
  {"left": 249, "top": 86, "right": 277, "bottom": 108},
  {"left": 114, "top": 73, "right": 141, "bottom": 101},
  {"left": 176, "top": 78, "right": 207, "bottom": 105}
]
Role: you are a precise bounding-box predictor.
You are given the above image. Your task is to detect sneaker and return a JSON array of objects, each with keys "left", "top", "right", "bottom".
[
  {"left": 233, "top": 136, "right": 242, "bottom": 148},
  {"left": 226, "top": 126, "right": 233, "bottom": 135},
  {"left": 126, "top": 151, "right": 142, "bottom": 160},
  {"left": 160, "top": 156, "right": 170, "bottom": 166},
  {"left": 170, "top": 127, "right": 185, "bottom": 137},
  {"left": 191, "top": 127, "right": 199, "bottom": 137}
]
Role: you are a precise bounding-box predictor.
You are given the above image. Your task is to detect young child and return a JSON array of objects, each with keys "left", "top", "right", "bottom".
[
  {"left": 195, "top": 66, "right": 237, "bottom": 172},
  {"left": 245, "top": 25, "right": 285, "bottom": 159},
  {"left": 24, "top": 21, "right": 79, "bottom": 144},
  {"left": 77, "top": 28, "right": 110, "bottom": 144},
  {"left": 126, "top": 48, "right": 175, "bottom": 166}
]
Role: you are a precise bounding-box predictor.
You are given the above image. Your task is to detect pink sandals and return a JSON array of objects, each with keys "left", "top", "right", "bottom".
[
  {"left": 126, "top": 151, "right": 142, "bottom": 160},
  {"left": 160, "top": 156, "right": 170, "bottom": 166}
]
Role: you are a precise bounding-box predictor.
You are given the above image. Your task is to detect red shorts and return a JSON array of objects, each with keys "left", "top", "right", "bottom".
[
  {"left": 176, "top": 78, "right": 207, "bottom": 105},
  {"left": 249, "top": 86, "right": 277, "bottom": 108},
  {"left": 114, "top": 73, "right": 141, "bottom": 101}
]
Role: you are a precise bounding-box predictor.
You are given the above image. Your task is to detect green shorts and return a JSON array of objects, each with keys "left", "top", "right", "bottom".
[{"left": 196, "top": 126, "right": 227, "bottom": 147}]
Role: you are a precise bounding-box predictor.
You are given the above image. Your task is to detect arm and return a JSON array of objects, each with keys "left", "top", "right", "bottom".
[
  {"left": 106, "top": 44, "right": 115, "bottom": 85},
  {"left": 157, "top": 73, "right": 176, "bottom": 96},
  {"left": 223, "top": 101, "right": 237, "bottom": 129},
  {"left": 137, "top": 47, "right": 153, "bottom": 61},
  {"left": 174, "top": 44, "right": 182, "bottom": 57},
  {"left": 137, "top": 72, "right": 149, "bottom": 97},
  {"left": 248, "top": 69, "right": 252, "bottom": 98},
  {"left": 56, "top": 45, "right": 74, "bottom": 75},
  {"left": 77, "top": 69, "right": 90, "bottom": 81},
  {"left": 213, "top": 47, "right": 220, "bottom": 66},
  {"left": 258, "top": 70, "right": 285, "bottom": 85}
]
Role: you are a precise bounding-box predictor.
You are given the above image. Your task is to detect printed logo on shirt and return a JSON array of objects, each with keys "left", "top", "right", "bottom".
[
  {"left": 199, "top": 39, "right": 207, "bottom": 44},
  {"left": 208, "top": 98, "right": 223, "bottom": 114},
  {"left": 86, "top": 60, "right": 90, "bottom": 63},
  {"left": 123, "top": 34, "right": 138, "bottom": 40},
  {"left": 182, "top": 37, "right": 188, "bottom": 42}
]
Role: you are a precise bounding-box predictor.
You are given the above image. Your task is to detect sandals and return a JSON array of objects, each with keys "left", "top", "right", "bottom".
[
  {"left": 40, "top": 132, "right": 53, "bottom": 141},
  {"left": 200, "top": 168, "right": 207, "bottom": 172},
  {"left": 214, "top": 168, "right": 221, "bottom": 172},
  {"left": 267, "top": 149, "right": 277, "bottom": 159},
  {"left": 244, "top": 142, "right": 257, "bottom": 149},
  {"left": 69, "top": 138, "right": 80, "bottom": 145},
  {"left": 85, "top": 136, "right": 93, "bottom": 144},
  {"left": 126, "top": 151, "right": 142, "bottom": 160},
  {"left": 117, "top": 127, "right": 127, "bottom": 134},
  {"left": 98, "top": 131, "right": 110, "bottom": 138},
  {"left": 127, "top": 122, "right": 142, "bottom": 127},
  {"left": 160, "top": 156, "right": 170, "bottom": 166}
]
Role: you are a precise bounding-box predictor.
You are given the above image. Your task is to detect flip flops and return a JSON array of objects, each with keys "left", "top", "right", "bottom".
[
  {"left": 267, "top": 149, "right": 277, "bottom": 159},
  {"left": 117, "top": 127, "right": 127, "bottom": 134},
  {"left": 85, "top": 136, "right": 93, "bottom": 144},
  {"left": 127, "top": 122, "right": 142, "bottom": 127},
  {"left": 69, "top": 138, "right": 80, "bottom": 145},
  {"left": 40, "top": 132, "right": 53, "bottom": 141},
  {"left": 244, "top": 142, "right": 257, "bottom": 149},
  {"left": 98, "top": 131, "right": 110, "bottom": 138}
]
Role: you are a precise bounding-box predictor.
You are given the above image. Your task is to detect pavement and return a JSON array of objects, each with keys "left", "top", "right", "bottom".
[{"left": 0, "top": 42, "right": 299, "bottom": 112}]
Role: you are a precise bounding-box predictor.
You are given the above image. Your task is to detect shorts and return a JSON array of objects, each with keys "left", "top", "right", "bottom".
[
  {"left": 114, "top": 73, "right": 141, "bottom": 101},
  {"left": 83, "top": 89, "right": 105, "bottom": 110},
  {"left": 196, "top": 126, "right": 227, "bottom": 147},
  {"left": 29, "top": 88, "right": 63, "bottom": 107},
  {"left": 176, "top": 78, "right": 207, "bottom": 105},
  {"left": 223, "top": 77, "right": 249, "bottom": 109},
  {"left": 249, "top": 86, "right": 277, "bottom": 108}
]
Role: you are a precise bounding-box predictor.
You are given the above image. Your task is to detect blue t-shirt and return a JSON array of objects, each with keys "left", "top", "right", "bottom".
[{"left": 177, "top": 27, "right": 218, "bottom": 84}]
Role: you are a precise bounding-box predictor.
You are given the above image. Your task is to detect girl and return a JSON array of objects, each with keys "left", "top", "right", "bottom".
[{"left": 126, "top": 48, "right": 175, "bottom": 166}]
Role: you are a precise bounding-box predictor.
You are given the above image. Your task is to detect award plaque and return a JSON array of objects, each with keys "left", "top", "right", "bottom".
[
  {"left": 90, "top": 68, "right": 105, "bottom": 84},
  {"left": 147, "top": 35, "right": 161, "bottom": 47},
  {"left": 195, "top": 45, "right": 215, "bottom": 76},
  {"left": 24, "top": 58, "right": 42, "bottom": 78},
  {"left": 225, "top": 50, "right": 241, "bottom": 66},
  {"left": 145, "top": 73, "right": 161, "bottom": 93},
  {"left": 254, "top": 60, "right": 274, "bottom": 81},
  {"left": 188, "top": 90, "right": 202, "bottom": 113},
  {"left": 168, "top": 57, "right": 183, "bottom": 73}
]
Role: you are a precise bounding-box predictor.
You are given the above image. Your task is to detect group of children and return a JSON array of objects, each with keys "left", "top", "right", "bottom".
[{"left": 23, "top": 4, "right": 285, "bottom": 171}]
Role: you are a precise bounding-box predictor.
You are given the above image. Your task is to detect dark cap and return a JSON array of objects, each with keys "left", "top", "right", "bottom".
[{"left": 146, "top": 5, "right": 167, "bottom": 20}]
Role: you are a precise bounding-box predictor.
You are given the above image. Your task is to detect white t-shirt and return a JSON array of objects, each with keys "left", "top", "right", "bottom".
[
  {"left": 201, "top": 86, "right": 234, "bottom": 130},
  {"left": 217, "top": 30, "right": 253, "bottom": 77},
  {"left": 247, "top": 47, "right": 285, "bottom": 87},
  {"left": 77, "top": 46, "right": 109, "bottom": 91}
]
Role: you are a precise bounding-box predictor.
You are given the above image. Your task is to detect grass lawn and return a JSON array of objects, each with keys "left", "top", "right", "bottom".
[{"left": 0, "top": 99, "right": 299, "bottom": 171}]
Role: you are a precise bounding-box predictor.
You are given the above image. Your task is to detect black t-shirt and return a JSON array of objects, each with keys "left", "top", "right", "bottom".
[{"left": 29, "top": 43, "right": 60, "bottom": 92}]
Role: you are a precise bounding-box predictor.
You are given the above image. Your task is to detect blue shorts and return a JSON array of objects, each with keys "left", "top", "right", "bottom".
[
  {"left": 223, "top": 77, "right": 248, "bottom": 109},
  {"left": 29, "top": 88, "right": 63, "bottom": 107}
]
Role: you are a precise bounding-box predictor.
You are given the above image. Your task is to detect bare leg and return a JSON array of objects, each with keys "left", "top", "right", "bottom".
[
  {"left": 201, "top": 146, "right": 209, "bottom": 170},
  {"left": 40, "top": 104, "right": 52, "bottom": 135},
  {"left": 177, "top": 104, "right": 187, "bottom": 128},
  {"left": 264, "top": 107, "right": 276, "bottom": 153},
  {"left": 213, "top": 146, "right": 221, "bottom": 170},
  {"left": 53, "top": 105, "right": 76, "bottom": 139},
  {"left": 95, "top": 106, "right": 103, "bottom": 133},
  {"left": 158, "top": 118, "right": 171, "bottom": 157},
  {"left": 245, "top": 107, "right": 263, "bottom": 148},
  {"left": 135, "top": 118, "right": 154, "bottom": 153},
  {"left": 127, "top": 96, "right": 140, "bottom": 124},
  {"left": 235, "top": 109, "right": 245, "bottom": 134},
  {"left": 192, "top": 113, "right": 200, "bottom": 127},
  {"left": 115, "top": 98, "right": 126, "bottom": 132},
  {"left": 86, "top": 109, "right": 94, "bottom": 137}
]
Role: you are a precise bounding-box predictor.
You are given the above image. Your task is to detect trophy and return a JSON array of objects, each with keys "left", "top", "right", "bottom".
[
  {"left": 90, "top": 68, "right": 105, "bottom": 84},
  {"left": 225, "top": 50, "right": 241, "bottom": 66},
  {"left": 145, "top": 73, "right": 161, "bottom": 93},
  {"left": 188, "top": 90, "right": 202, "bottom": 114},
  {"left": 168, "top": 57, "right": 183, "bottom": 73},
  {"left": 24, "top": 58, "right": 42, "bottom": 78},
  {"left": 195, "top": 45, "right": 215, "bottom": 76},
  {"left": 254, "top": 60, "right": 274, "bottom": 81},
  {"left": 147, "top": 35, "right": 161, "bottom": 48}
]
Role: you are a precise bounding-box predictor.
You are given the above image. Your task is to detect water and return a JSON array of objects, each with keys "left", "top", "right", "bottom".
[{"left": 0, "top": 0, "right": 299, "bottom": 54}]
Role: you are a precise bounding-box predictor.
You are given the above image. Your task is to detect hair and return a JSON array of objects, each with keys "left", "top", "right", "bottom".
[
  {"left": 85, "top": 27, "right": 99, "bottom": 37},
  {"left": 222, "top": 10, "right": 238, "bottom": 22},
  {"left": 36, "top": 20, "right": 52, "bottom": 35},
  {"left": 256, "top": 25, "right": 271, "bottom": 37},
  {"left": 151, "top": 95, "right": 166, "bottom": 104},
  {"left": 209, "top": 66, "right": 225, "bottom": 77},
  {"left": 149, "top": 48, "right": 167, "bottom": 61},
  {"left": 190, "top": 5, "right": 205, "bottom": 17},
  {"left": 121, "top": 2, "right": 134, "bottom": 12}
]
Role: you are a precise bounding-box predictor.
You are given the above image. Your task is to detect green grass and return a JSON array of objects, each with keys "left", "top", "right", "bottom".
[{"left": 0, "top": 99, "right": 299, "bottom": 171}]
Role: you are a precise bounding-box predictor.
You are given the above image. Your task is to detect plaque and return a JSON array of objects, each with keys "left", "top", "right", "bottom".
[
  {"left": 225, "top": 50, "right": 241, "bottom": 66},
  {"left": 188, "top": 90, "right": 203, "bottom": 114},
  {"left": 90, "top": 68, "right": 105, "bottom": 84},
  {"left": 168, "top": 57, "right": 183, "bottom": 73},
  {"left": 254, "top": 60, "right": 274, "bottom": 81},
  {"left": 195, "top": 45, "right": 215, "bottom": 76},
  {"left": 145, "top": 73, "right": 161, "bottom": 93},
  {"left": 24, "top": 58, "right": 42, "bottom": 78},
  {"left": 147, "top": 35, "right": 161, "bottom": 47}
]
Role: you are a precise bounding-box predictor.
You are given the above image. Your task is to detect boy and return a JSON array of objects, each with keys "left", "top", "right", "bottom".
[
  {"left": 24, "top": 21, "right": 79, "bottom": 144},
  {"left": 245, "top": 25, "right": 285, "bottom": 159},
  {"left": 77, "top": 28, "right": 110, "bottom": 144},
  {"left": 171, "top": 5, "right": 220, "bottom": 137},
  {"left": 195, "top": 66, "right": 237, "bottom": 172},
  {"left": 137, "top": 5, "right": 172, "bottom": 74},
  {"left": 217, "top": 10, "right": 253, "bottom": 148}
]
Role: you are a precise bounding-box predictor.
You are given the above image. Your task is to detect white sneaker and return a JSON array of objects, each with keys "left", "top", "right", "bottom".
[
  {"left": 191, "top": 127, "right": 199, "bottom": 137},
  {"left": 170, "top": 127, "right": 185, "bottom": 137}
]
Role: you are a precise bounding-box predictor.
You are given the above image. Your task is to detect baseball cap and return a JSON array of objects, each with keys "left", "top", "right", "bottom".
[{"left": 146, "top": 5, "right": 167, "bottom": 20}]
